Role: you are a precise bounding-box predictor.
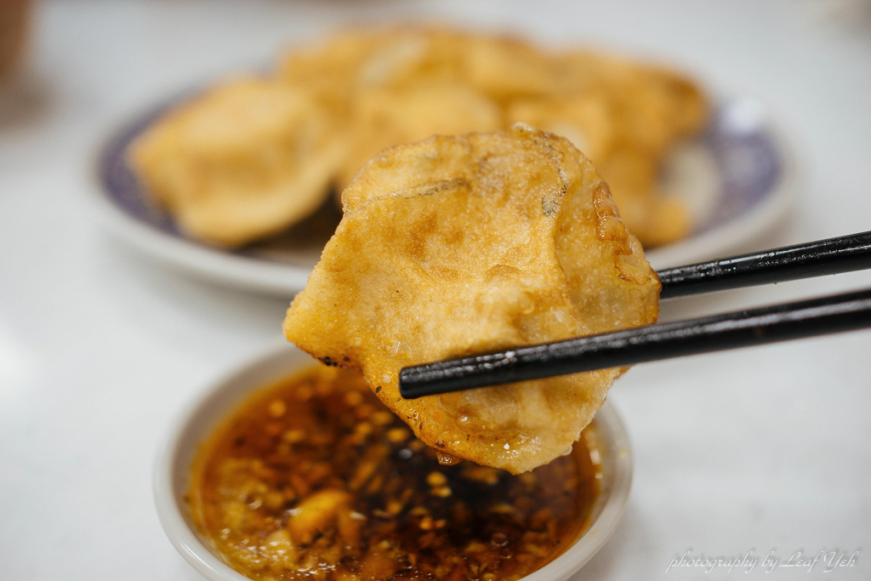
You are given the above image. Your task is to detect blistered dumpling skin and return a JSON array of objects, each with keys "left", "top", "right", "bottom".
[{"left": 284, "top": 126, "right": 659, "bottom": 473}]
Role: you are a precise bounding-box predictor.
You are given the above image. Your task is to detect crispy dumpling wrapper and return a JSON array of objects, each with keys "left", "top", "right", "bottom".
[
  {"left": 129, "top": 77, "right": 346, "bottom": 247},
  {"left": 284, "top": 125, "right": 660, "bottom": 473}
]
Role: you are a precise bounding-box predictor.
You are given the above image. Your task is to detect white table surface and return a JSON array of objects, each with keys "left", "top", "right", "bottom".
[{"left": 2, "top": 1, "right": 870, "bottom": 579}]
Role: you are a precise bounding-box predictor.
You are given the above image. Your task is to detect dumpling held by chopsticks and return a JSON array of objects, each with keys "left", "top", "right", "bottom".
[{"left": 284, "top": 125, "right": 660, "bottom": 473}]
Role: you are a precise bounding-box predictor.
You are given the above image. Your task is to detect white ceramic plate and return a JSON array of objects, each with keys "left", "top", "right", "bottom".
[
  {"left": 93, "top": 95, "right": 795, "bottom": 296},
  {"left": 154, "top": 345, "right": 634, "bottom": 581}
]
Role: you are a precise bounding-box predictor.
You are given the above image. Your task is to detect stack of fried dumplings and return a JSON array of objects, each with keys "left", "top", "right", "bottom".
[{"left": 129, "top": 26, "right": 707, "bottom": 248}]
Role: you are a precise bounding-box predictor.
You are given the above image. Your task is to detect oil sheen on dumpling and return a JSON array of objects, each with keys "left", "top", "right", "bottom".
[{"left": 284, "top": 125, "right": 659, "bottom": 473}]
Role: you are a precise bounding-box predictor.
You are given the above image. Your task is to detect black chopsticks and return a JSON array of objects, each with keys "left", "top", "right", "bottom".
[
  {"left": 400, "top": 288, "right": 871, "bottom": 397},
  {"left": 658, "top": 230, "right": 871, "bottom": 299},
  {"left": 399, "top": 231, "right": 871, "bottom": 399}
]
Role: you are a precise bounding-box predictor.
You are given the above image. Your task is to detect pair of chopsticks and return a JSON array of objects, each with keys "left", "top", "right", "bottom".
[{"left": 399, "top": 231, "right": 871, "bottom": 399}]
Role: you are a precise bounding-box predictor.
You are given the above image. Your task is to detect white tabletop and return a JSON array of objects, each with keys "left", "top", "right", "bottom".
[{"left": 2, "top": 1, "right": 870, "bottom": 579}]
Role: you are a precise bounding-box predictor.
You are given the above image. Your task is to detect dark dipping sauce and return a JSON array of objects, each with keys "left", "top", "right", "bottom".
[{"left": 189, "top": 366, "right": 601, "bottom": 581}]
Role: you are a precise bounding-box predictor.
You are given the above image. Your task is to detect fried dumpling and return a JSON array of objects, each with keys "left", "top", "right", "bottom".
[
  {"left": 337, "top": 81, "right": 501, "bottom": 189},
  {"left": 284, "top": 126, "right": 659, "bottom": 473},
  {"left": 129, "top": 77, "right": 346, "bottom": 247}
]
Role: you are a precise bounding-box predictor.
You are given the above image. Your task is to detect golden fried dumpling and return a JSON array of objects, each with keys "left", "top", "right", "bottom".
[
  {"left": 506, "top": 51, "right": 707, "bottom": 247},
  {"left": 276, "top": 27, "right": 708, "bottom": 249},
  {"left": 279, "top": 27, "right": 467, "bottom": 116},
  {"left": 595, "top": 146, "right": 692, "bottom": 247},
  {"left": 506, "top": 98, "right": 693, "bottom": 246},
  {"left": 129, "top": 77, "right": 346, "bottom": 247},
  {"left": 284, "top": 126, "right": 660, "bottom": 473},
  {"left": 460, "top": 34, "right": 557, "bottom": 102},
  {"left": 337, "top": 81, "right": 501, "bottom": 188},
  {"left": 506, "top": 94, "right": 616, "bottom": 162},
  {"left": 279, "top": 28, "right": 394, "bottom": 117},
  {"left": 551, "top": 50, "right": 707, "bottom": 151}
]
